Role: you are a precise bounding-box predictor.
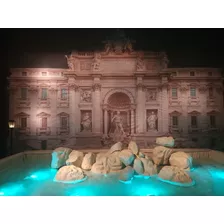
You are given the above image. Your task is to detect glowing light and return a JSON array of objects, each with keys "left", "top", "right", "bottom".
[
  {"left": 0, "top": 183, "right": 24, "bottom": 196},
  {"left": 67, "top": 186, "right": 94, "bottom": 196},
  {"left": 132, "top": 185, "right": 162, "bottom": 196},
  {"left": 134, "top": 174, "right": 151, "bottom": 179},
  {"left": 119, "top": 178, "right": 133, "bottom": 184},
  {"left": 53, "top": 176, "right": 88, "bottom": 184},
  {"left": 210, "top": 170, "right": 224, "bottom": 180},
  {"left": 24, "top": 169, "right": 57, "bottom": 181},
  {"left": 157, "top": 177, "right": 196, "bottom": 187}
]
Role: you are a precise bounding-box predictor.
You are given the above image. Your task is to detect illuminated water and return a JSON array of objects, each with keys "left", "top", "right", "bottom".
[{"left": 0, "top": 160, "right": 224, "bottom": 196}]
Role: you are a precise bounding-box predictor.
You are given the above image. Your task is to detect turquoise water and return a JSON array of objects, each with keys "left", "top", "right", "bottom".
[{"left": 0, "top": 161, "right": 224, "bottom": 196}]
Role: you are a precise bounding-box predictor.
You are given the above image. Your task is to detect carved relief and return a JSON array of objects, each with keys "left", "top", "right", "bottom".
[
  {"left": 80, "top": 110, "right": 92, "bottom": 132},
  {"left": 136, "top": 52, "right": 145, "bottom": 71},
  {"left": 80, "top": 62, "right": 92, "bottom": 70},
  {"left": 146, "top": 89, "right": 157, "bottom": 101},
  {"left": 198, "top": 85, "right": 207, "bottom": 93},
  {"left": 136, "top": 83, "right": 145, "bottom": 91},
  {"left": 92, "top": 53, "right": 101, "bottom": 71},
  {"left": 146, "top": 110, "right": 158, "bottom": 131},
  {"left": 179, "top": 84, "right": 189, "bottom": 92},
  {"left": 80, "top": 89, "right": 92, "bottom": 103},
  {"left": 68, "top": 83, "right": 79, "bottom": 91}
]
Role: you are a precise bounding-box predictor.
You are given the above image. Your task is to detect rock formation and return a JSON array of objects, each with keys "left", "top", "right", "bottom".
[
  {"left": 51, "top": 147, "right": 72, "bottom": 169},
  {"left": 152, "top": 146, "right": 173, "bottom": 165},
  {"left": 66, "top": 150, "right": 84, "bottom": 167},
  {"left": 169, "top": 152, "right": 193, "bottom": 170}
]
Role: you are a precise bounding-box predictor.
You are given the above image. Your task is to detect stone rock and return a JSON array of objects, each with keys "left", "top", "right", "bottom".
[
  {"left": 119, "top": 149, "right": 135, "bottom": 166},
  {"left": 107, "top": 155, "right": 123, "bottom": 172},
  {"left": 128, "top": 141, "right": 139, "bottom": 155},
  {"left": 139, "top": 152, "right": 145, "bottom": 158},
  {"left": 140, "top": 158, "right": 158, "bottom": 176},
  {"left": 51, "top": 147, "right": 72, "bottom": 169},
  {"left": 158, "top": 166, "right": 193, "bottom": 184},
  {"left": 91, "top": 162, "right": 107, "bottom": 174},
  {"left": 133, "top": 158, "right": 144, "bottom": 174},
  {"left": 66, "top": 150, "right": 84, "bottom": 167},
  {"left": 107, "top": 142, "right": 123, "bottom": 154},
  {"left": 152, "top": 146, "right": 173, "bottom": 165},
  {"left": 96, "top": 152, "right": 106, "bottom": 162},
  {"left": 119, "top": 166, "right": 134, "bottom": 181},
  {"left": 55, "top": 165, "right": 85, "bottom": 182},
  {"left": 156, "top": 136, "right": 175, "bottom": 148},
  {"left": 81, "top": 153, "right": 96, "bottom": 170},
  {"left": 169, "top": 152, "right": 193, "bottom": 170}
]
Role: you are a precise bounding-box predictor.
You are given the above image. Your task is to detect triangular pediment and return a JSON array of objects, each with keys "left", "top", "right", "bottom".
[
  {"left": 36, "top": 112, "right": 51, "bottom": 117},
  {"left": 15, "top": 112, "right": 30, "bottom": 117},
  {"left": 57, "top": 112, "right": 69, "bottom": 117},
  {"left": 169, "top": 110, "right": 182, "bottom": 116},
  {"left": 188, "top": 110, "right": 201, "bottom": 115}
]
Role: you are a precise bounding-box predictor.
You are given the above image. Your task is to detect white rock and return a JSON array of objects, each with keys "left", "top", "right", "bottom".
[
  {"left": 169, "top": 152, "right": 193, "bottom": 170},
  {"left": 107, "top": 142, "right": 123, "bottom": 154},
  {"left": 133, "top": 158, "right": 144, "bottom": 174},
  {"left": 156, "top": 136, "right": 175, "bottom": 148},
  {"left": 158, "top": 166, "right": 193, "bottom": 184},
  {"left": 119, "top": 149, "right": 135, "bottom": 166},
  {"left": 66, "top": 150, "right": 84, "bottom": 167},
  {"left": 152, "top": 146, "right": 173, "bottom": 165},
  {"left": 51, "top": 147, "right": 72, "bottom": 169},
  {"left": 128, "top": 141, "right": 139, "bottom": 155},
  {"left": 55, "top": 165, "right": 85, "bottom": 182},
  {"left": 140, "top": 158, "right": 158, "bottom": 176},
  {"left": 81, "top": 153, "right": 96, "bottom": 170}
]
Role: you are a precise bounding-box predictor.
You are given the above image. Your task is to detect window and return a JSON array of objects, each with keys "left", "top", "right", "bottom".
[
  {"left": 210, "top": 115, "right": 216, "bottom": 128},
  {"left": 190, "top": 71, "right": 195, "bottom": 76},
  {"left": 41, "top": 88, "right": 48, "bottom": 100},
  {"left": 208, "top": 72, "right": 212, "bottom": 76},
  {"left": 172, "top": 116, "right": 178, "bottom": 126},
  {"left": 191, "top": 116, "right": 197, "bottom": 128},
  {"left": 22, "top": 72, "right": 27, "bottom": 76},
  {"left": 21, "top": 88, "right": 27, "bottom": 99},
  {"left": 61, "top": 88, "right": 68, "bottom": 100},
  {"left": 42, "top": 72, "right": 47, "bottom": 76},
  {"left": 21, "top": 117, "right": 27, "bottom": 128},
  {"left": 190, "top": 87, "right": 196, "bottom": 97},
  {"left": 41, "top": 117, "right": 47, "bottom": 128},
  {"left": 171, "top": 88, "right": 177, "bottom": 98},
  {"left": 208, "top": 87, "right": 213, "bottom": 98},
  {"left": 60, "top": 117, "right": 68, "bottom": 129}
]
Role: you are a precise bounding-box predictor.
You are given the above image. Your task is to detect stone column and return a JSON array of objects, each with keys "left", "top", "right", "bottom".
[
  {"left": 179, "top": 84, "right": 189, "bottom": 136},
  {"left": 160, "top": 77, "right": 169, "bottom": 134},
  {"left": 198, "top": 85, "right": 208, "bottom": 131},
  {"left": 92, "top": 83, "right": 101, "bottom": 134},
  {"left": 49, "top": 87, "right": 57, "bottom": 136},
  {"left": 136, "top": 83, "right": 145, "bottom": 133},
  {"left": 131, "top": 109, "right": 135, "bottom": 134},
  {"left": 28, "top": 87, "right": 39, "bottom": 136},
  {"left": 103, "top": 109, "right": 108, "bottom": 136}
]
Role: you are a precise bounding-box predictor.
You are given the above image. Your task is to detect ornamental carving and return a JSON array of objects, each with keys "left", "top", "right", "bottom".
[
  {"left": 103, "top": 29, "right": 135, "bottom": 55},
  {"left": 146, "top": 89, "right": 157, "bottom": 101},
  {"left": 28, "top": 87, "right": 39, "bottom": 94},
  {"left": 198, "top": 85, "right": 207, "bottom": 93},
  {"left": 68, "top": 83, "right": 79, "bottom": 91},
  {"left": 179, "top": 84, "right": 189, "bottom": 92},
  {"left": 49, "top": 87, "right": 58, "bottom": 93},
  {"left": 92, "top": 83, "right": 101, "bottom": 91},
  {"left": 92, "top": 53, "right": 101, "bottom": 71},
  {"left": 80, "top": 89, "right": 92, "bottom": 103},
  {"left": 136, "top": 83, "right": 146, "bottom": 91},
  {"left": 80, "top": 62, "right": 92, "bottom": 70}
]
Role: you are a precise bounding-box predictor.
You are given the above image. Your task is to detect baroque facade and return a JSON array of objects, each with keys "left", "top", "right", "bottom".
[{"left": 8, "top": 38, "right": 224, "bottom": 149}]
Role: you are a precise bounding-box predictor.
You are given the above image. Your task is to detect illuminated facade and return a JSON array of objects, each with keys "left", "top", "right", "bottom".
[{"left": 8, "top": 38, "right": 224, "bottom": 150}]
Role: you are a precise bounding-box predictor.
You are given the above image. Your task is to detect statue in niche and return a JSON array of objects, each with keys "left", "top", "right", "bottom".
[
  {"left": 136, "top": 52, "right": 145, "bottom": 71},
  {"left": 92, "top": 53, "right": 101, "bottom": 71},
  {"left": 65, "top": 55, "right": 75, "bottom": 70},
  {"left": 147, "top": 111, "right": 158, "bottom": 131},
  {"left": 81, "top": 90, "right": 92, "bottom": 103},
  {"left": 146, "top": 90, "right": 157, "bottom": 101},
  {"left": 109, "top": 111, "right": 126, "bottom": 142},
  {"left": 81, "top": 112, "right": 92, "bottom": 132}
]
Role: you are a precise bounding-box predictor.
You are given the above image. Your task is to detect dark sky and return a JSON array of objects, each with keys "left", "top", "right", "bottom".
[{"left": 6, "top": 28, "right": 224, "bottom": 68}]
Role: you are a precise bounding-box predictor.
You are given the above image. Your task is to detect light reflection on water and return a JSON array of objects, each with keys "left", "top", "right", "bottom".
[{"left": 0, "top": 163, "right": 224, "bottom": 196}]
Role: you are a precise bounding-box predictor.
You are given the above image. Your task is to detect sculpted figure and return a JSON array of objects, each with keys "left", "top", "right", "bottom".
[
  {"left": 81, "top": 112, "right": 92, "bottom": 132},
  {"left": 92, "top": 53, "right": 101, "bottom": 71},
  {"left": 104, "top": 40, "right": 112, "bottom": 54},
  {"left": 147, "top": 90, "right": 157, "bottom": 101},
  {"left": 65, "top": 55, "right": 75, "bottom": 70},
  {"left": 124, "top": 39, "right": 133, "bottom": 53},
  {"left": 81, "top": 90, "right": 92, "bottom": 103},
  {"left": 110, "top": 111, "right": 126, "bottom": 135},
  {"left": 147, "top": 111, "right": 158, "bottom": 131},
  {"left": 136, "top": 52, "right": 145, "bottom": 71}
]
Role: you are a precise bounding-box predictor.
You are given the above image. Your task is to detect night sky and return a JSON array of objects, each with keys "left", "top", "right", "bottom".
[{"left": 1, "top": 28, "right": 224, "bottom": 157}]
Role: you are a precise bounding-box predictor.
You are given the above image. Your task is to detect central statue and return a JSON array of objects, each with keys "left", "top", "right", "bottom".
[{"left": 109, "top": 111, "right": 126, "bottom": 142}]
